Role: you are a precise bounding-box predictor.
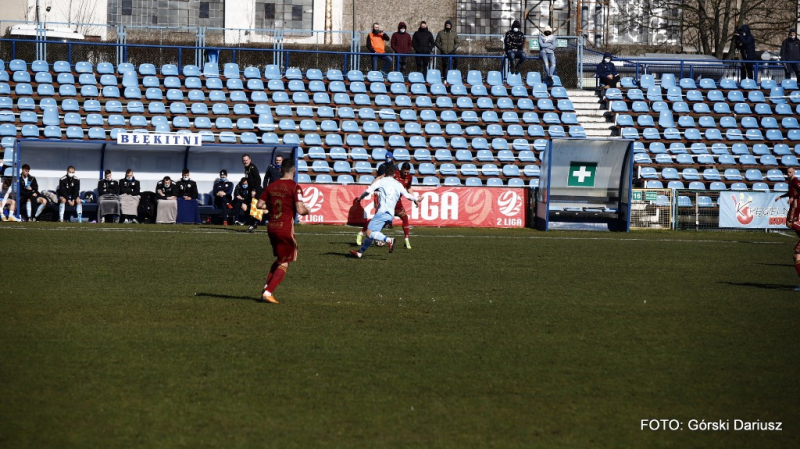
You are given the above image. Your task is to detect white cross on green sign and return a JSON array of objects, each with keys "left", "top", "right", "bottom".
[{"left": 567, "top": 162, "right": 597, "bottom": 187}]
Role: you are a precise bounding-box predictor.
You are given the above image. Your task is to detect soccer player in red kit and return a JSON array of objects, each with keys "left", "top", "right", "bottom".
[
  {"left": 777, "top": 167, "right": 800, "bottom": 290},
  {"left": 393, "top": 162, "right": 414, "bottom": 249},
  {"left": 256, "top": 158, "right": 309, "bottom": 303}
]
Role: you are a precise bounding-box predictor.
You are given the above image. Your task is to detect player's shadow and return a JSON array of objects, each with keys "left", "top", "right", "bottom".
[
  {"left": 195, "top": 292, "right": 260, "bottom": 302},
  {"left": 323, "top": 251, "right": 357, "bottom": 258},
  {"left": 757, "top": 263, "right": 793, "bottom": 268},
  {"left": 718, "top": 281, "right": 797, "bottom": 290}
]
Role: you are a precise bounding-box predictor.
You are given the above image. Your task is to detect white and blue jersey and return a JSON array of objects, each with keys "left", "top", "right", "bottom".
[
  {"left": 366, "top": 176, "right": 416, "bottom": 216},
  {"left": 364, "top": 177, "right": 416, "bottom": 232}
]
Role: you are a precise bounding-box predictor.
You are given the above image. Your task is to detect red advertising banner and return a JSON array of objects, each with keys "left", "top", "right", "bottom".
[{"left": 297, "top": 184, "right": 527, "bottom": 228}]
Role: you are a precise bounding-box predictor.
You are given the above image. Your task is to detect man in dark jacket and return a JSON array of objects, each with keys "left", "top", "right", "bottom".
[
  {"left": 504, "top": 20, "right": 526, "bottom": 75},
  {"left": 367, "top": 22, "right": 392, "bottom": 73},
  {"left": 595, "top": 52, "right": 620, "bottom": 88},
  {"left": 263, "top": 154, "right": 284, "bottom": 189},
  {"left": 214, "top": 169, "right": 234, "bottom": 225},
  {"left": 390, "top": 22, "right": 413, "bottom": 72},
  {"left": 781, "top": 30, "right": 800, "bottom": 79},
  {"left": 435, "top": 19, "right": 459, "bottom": 71},
  {"left": 97, "top": 169, "right": 121, "bottom": 223},
  {"left": 232, "top": 177, "right": 254, "bottom": 225},
  {"left": 57, "top": 165, "right": 82, "bottom": 222},
  {"left": 176, "top": 168, "right": 200, "bottom": 225},
  {"left": 412, "top": 21, "right": 435, "bottom": 73},
  {"left": 119, "top": 168, "right": 140, "bottom": 223},
  {"left": 733, "top": 24, "right": 756, "bottom": 79},
  {"left": 155, "top": 176, "right": 179, "bottom": 224},
  {"left": 19, "top": 164, "right": 48, "bottom": 221}
]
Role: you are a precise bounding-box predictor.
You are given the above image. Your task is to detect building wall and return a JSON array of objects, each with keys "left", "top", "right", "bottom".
[{"left": 341, "top": 0, "right": 456, "bottom": 37}]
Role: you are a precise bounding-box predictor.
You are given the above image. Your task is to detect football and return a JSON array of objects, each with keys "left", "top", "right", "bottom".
[{"left": 374, "top": 240, "right": 386, "bottom": 247}]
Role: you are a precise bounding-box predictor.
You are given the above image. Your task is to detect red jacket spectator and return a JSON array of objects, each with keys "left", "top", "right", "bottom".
[{"left": 390, "top": 22, "right": 413, "bottom": 54}]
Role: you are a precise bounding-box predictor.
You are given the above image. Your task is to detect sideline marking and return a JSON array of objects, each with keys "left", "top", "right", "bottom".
[{"left": 0, "top": 224, "right": 787, "bottom": 245}]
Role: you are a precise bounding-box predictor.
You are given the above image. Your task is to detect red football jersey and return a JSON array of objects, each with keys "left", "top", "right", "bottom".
[
  {"left": 260, "top": 179, "right": 303, "bottom": 231},
  {"left": 789, "top": 177, "right": 800, "bottom": 201},
  {"left": 394, "top": 171, "right": 413, "bottom": 190}
]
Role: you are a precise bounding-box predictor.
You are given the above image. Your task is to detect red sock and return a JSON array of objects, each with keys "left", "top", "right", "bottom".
[
  {"left": 266, "top": 265, "right": 288, "bottom": 293},
  {"left": 263, "top": 261, "right": 279, "bottom": 290},
  {"left": 361, "top": 224, "right": 368, "bottom": 233},
  {"left": 401, "top": 215, "right": 410, "bottom": 238},
  {"left": 795, "top": 258, "right": 800, "bottom": 278}
]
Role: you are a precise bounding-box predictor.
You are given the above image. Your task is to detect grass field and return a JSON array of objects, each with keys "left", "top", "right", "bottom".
[{"left": 1, "top": 223, "right": 798, "bottom": 448}]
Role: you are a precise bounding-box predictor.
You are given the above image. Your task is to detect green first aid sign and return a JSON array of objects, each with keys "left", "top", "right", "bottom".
[{"left": 567, "top": 162, "right": 597, "bottom": 187}]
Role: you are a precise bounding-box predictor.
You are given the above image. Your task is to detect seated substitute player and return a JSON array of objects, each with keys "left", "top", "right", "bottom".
[
  {"left": 119, "top": 169, "right": 141, "bottom": 223},
  {"left": 232, "top": 177, "right": 254, "bottom": 225},
  {"left": 350, "top": 164, "right": 419, "bottom": 258},
  {"left": 213, "top": 169, "right": 234, "bottom": 225},
  {"left": 97, "top": 169, "right": 121, "bottom": 223},
  {"left": 57, "top": 165, "right": 82, "bottom": 222},
  {"left": 19, "top": 164, "right": 48, "bottom": 221},
  {"left": 255, "top": 158, "right": 309, "bottom": 304},
  {"left": 1, "top": 177, "right": 20, "bottom": 222},
  {"left": 176, "top": 168, "right": 200, "bottom": 224},
  {"left": 776, "top": 167, "right": 800, "bottom": 290},
  {"left": 155, "top": 176, "right": 179, "bottom": 224}
]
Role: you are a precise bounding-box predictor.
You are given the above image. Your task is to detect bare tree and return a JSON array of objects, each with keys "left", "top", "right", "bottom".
[
  {"left": 612, "top": 0, "right": 795, "bottom": 57},
  {"left": 56, "top": 0, "right": 100, "bottom": 36}
]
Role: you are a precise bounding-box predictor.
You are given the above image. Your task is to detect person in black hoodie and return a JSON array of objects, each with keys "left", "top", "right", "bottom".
[
  {"left": 176, "top": 168, "right": 200, "bottom": 224},
  {"left": 504, "top": 20, "right": 527, "bottom": 75},
  {"left": 214, "top": 169, "right": 234, "bottom": 225},
  {"left": 781, "top": 30, "right": 800, "bottom": 79},
  {"left": 232, "top": 177, "right": 254, "bottom": 225},
  {"left": 595, "top": 52, "right": 620, "bottom": 88},
  {"left": 733, "top": 25, "right": 756, "bottom": 79},
  {"left": 155, "top": 176, "right": 179, "bottom": 224},
  {"left": 412, "top": 21, "right": 436, "bottom": 73}
]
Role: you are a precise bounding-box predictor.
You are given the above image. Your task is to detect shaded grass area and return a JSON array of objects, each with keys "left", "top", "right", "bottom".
[{"left": 0, "top": 224, "right": 798, "bottom": 448}]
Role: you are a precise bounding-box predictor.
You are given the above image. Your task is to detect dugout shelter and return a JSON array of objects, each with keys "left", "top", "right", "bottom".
[
  {"left": 7, "top": 136, "right": 297, "bottom": 218},
  {"left": 536, "top": 138, "right": 634, "bottom": 231}
]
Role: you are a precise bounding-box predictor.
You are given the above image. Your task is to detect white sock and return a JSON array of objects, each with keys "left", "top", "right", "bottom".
[
  {"left": 35, "top": 203, "right": 45, "bottom": 217},
  {"left": 26, "top": 201, "right": 31, "bottom": 218},
  {"left": 77, "top": 204, "right": 83, "bottom": 215},
  {"left": 59, "top": 203, "right": 65, "bottom": 220},
  {"left": 371, "top": 231, "right": 387, "bottom": 242}
]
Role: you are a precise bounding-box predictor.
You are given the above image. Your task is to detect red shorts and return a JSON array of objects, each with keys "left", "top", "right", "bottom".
[
  {"left": 269, "top": 230, "right": 298, "bottom": 263},
  {"left": 394, "top": 200, "right": 407, "bottom": 218}
]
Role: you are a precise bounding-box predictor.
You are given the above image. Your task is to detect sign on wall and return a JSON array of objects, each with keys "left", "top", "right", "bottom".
[
  {"left": 719, "top": 191, "right": 790, "bottom": 229},
  {"left": 297, "top": 184, "right": 527, "bottom": 228}
]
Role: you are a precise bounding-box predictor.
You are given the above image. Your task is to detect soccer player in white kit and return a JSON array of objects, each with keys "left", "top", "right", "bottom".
[{"left": 350, "top": 164, "right": 418, "bottom": 258}]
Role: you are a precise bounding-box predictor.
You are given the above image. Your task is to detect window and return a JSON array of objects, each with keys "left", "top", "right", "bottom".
[
  {"left": 152, "top": 15, "right": 158, "bottom": 25},
  {"left": 122, "top": 0, "right": 132, "bottom": 16},
  {"left": 200, "top": 2, "right": 210, "bottom": 19},
  {"left": 292, "top": 5, "right": 303, "bottom": 21},
  {"left": 265, "top": 3, "right": 275, "bottom": 20}
]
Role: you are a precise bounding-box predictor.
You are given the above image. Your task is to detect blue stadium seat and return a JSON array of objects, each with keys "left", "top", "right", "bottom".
[{"left": 20, "top": 125, "right": 39, "bottom": 138}]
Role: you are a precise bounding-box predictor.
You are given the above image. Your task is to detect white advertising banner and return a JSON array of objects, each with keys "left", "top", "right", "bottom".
[
  {"left": 719, "top": 191, "right": 790, "bottom": 228},
  {"left": 116, "top": 133, "right": 203, "bottom": 146}
]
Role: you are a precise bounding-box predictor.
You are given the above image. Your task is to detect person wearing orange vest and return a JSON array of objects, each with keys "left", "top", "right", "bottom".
[{"left": 367, "top": 22, "right": 392, "bottom": 73}]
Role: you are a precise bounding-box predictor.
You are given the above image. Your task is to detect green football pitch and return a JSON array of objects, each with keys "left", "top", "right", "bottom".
[{"left": 1, "top": 223, "right": 798, "bottom": 448}]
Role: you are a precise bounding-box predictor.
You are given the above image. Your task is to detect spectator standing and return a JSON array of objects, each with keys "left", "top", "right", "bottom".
[
  {"left": 412, "top": 21, "right": 436, "bottom": 73},
  {"left": 97, "top": 169, "right": 121, "bottom": 223},
  {"left": 119, "top": 168, "right": 140, "bottom": 223},
  {"left": 733, "top": 25, "right": 756, "bottom": 79},
  {"left": 595, "top": 52, "right": 620, "bottom": 88},
  {"left": 57, "top": 165, "right": 82, "bottom": 223},
  {"left": 504, "top": 20, "right": 527, "bottom": 75},
  {"left": 155, "top": 176, "right": 179, "bottom": 224},
  {"left": 390, "top": 22, "right": 413, "bottom": 72},
  {"left": 176, "top": 168, "right": 200, "bottom": 224},
  {"left": 214, "top": 169, "right": 234, "bottom": 225},
  {"left": 367, "top": 23, "right": 392, "bottom": 73},
  {"left": 19, "top": 164, "right": 47, "bottom": 221},
  {"left": 538, "top": 26, "right": 557, "bottom": 79},
  {"left": 435, "top": 19, "right": 459, "bottom": 71},
  {"left": 243, "top": 154, "right": 263, "bottom": 231},
  {"left": 263, "top": 154, "right": 284, "bottom": 190},
  {"left": 781, "top": 30, "right": 800, "bottom": 80}
]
